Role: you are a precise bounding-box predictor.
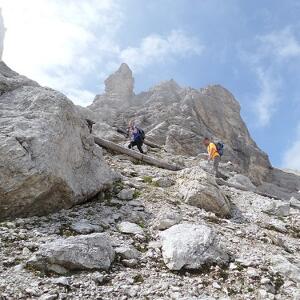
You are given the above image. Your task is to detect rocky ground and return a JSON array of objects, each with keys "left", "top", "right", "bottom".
[{"left": 1, "top": 148, "right": 299, "bottom": 300}]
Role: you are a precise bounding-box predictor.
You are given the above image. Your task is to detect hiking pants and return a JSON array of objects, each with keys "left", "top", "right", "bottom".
[
  {"left": 213, "top": 156, "right": 221, "bottom": 177},
  {"left": 128, "top": 140, "right": 144, "bottom": 153}
]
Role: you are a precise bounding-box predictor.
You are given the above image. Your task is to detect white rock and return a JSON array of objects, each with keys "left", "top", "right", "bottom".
[
  {"left": 263, "top": 200, "right": 290, "bottom": 217},
  {"left": 117, "top": 188, "right": 135, "bottom": 200},
  {"left": 70, "top": 219, "right": 103, "bottom": 234},
  {"left": 51, "top": 277, "right": 71, "bottom": 286},
  {"left": 0, "top": 62, "right": 116, "bottom": 220},
  {"left": 160, "top": 224, "right": 229, "bottom": 270},
  {"left": 228, "top": 174, "right": 256, "bottom": 191},
  {"left": 153, "top": 177, "right": 175, "bottom": 188},
  {"left": 27, "top": 233, "right": 114, "bottom": 273},
  {"left": 270, "top": 255, "right": 300, "bottom": 283},
  {"left": 154, "top": 210, "right": 182, "bottom": 230},
  {"left": 177, "top": 167, "right": 231, "bottom": 217},
  {"left": 115, "top": 245, "right": 141, "bottom": 260},
  {"left": 247, "top": 267, "right": 259, "bottom": 278},
  {"left": 117, "top": 221, "right": 144, "bottom": 235},
  {"left": 290, "top": 196, "right": 300, "bottom": 210}
]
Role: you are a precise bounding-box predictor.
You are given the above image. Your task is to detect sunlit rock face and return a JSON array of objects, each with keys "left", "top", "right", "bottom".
[
  {"left": 89, "top": 64, "right": 271, "bottom": 185},
  {"left": 0, "top": 9, "right": 5, "bottom": 61}
]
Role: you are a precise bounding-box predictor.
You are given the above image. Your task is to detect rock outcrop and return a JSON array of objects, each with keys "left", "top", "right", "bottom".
[
  {"left": 160, "top": 224, "right": 229, "bottom": 270},
  {"left": 0, "top": 62, "right": 116, "bottom": 220},
  {"left": 27, "top": 233, "right": 115, "bottom": 274},
  {"left": 88, "top": 63, "right": 300, "bottom": 199},
  {"left": 88, "top": 64, "right": 271, "bottom": 185},
  {"left": 177, "top": 167, "right": 231, "bottom": 217}
]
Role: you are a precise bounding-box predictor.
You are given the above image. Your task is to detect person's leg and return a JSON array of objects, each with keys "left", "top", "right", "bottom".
[
  {"left": 128, "top": 141, "right": 136, "bottom": 149},
  {"left": 213, "top": 156, "right": 221, "bottom": 177},
  {"left": 137, "top": 140, "right": 144, "bottom": 153}
]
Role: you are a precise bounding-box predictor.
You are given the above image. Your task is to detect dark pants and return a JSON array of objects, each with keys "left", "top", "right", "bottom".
[
  {"left": 128, "top": 140, "right": 144, "bottom": 153},
  {"left": 213, "top": 156, "right": 221, "bottom": 177}
]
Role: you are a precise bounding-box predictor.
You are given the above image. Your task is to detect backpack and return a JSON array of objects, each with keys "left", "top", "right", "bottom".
[
  {"left": 138, "top": 128, "right": 146, "bottom": 140},
  {"left": 215, "top": 142, "right": 224, "bottom": 156}
]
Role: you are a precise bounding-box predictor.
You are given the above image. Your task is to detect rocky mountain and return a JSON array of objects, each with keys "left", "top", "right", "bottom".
[
  {"left": 0, "top": 61, "right": 300, "bottom": 299},
  {"left": 88, "top": 63, "right": 300, "bottom": 199}
]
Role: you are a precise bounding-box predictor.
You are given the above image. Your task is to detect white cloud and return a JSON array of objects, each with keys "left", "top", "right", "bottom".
[
  {"left": 120, "top": 30, "right": 204, "bottom": 72},
  {"left": 0, "top": 1, "right": 204, "bottom": 106},
  {"left": 258, "top": 27, "right": 300, "bottom": 60},
  {"left": 254, "top": 68, "right": 281, "bottom": 126},
  {"left": 240, "top": 27, "right": 300, "bottom": 126},
  {"left": 0, "top": 0, "right": 123, "bottom": 106},
  {"left": 282, "top": 124, "right": 300, "bottom": 170}
]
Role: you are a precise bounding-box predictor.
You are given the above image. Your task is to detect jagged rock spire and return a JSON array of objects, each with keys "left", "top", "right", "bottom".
[{"left": 104, "top": 63, "right": 134, "bottom": 100}]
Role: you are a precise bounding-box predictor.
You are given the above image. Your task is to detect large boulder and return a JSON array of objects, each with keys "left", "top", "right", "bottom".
[
  {"left": 27, "top": 233, "right": 114, "bottom": 274},
  {"left": 160, "top": 223, "right": 229, "bottom": 270},
  {"left": 0, "top": 62, "right": 116, "bottom": 220},
  {"left": 177, "top": 167, "right": 231, "bottom": 217}
]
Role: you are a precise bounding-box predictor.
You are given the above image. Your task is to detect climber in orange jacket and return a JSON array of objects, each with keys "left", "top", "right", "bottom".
[{"left": 203, "top": 137, "right": 221, "bottom": 177}]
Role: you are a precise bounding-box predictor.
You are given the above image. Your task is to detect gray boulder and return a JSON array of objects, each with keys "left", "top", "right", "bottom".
[
  {"left": 270, "top": 255, "right": 300, "bottom": 283},
  {"left": 115, "top": 245, "right": 141, "bottom": 260},
  {"left": 0, "top": 62, "right": 116, "bottom": 220},
  {"left": 160, "top": 224, "right": 229, "bottom": 270},
  {"left": 117, "top": 221, "right": 144, "bottom": 235},
  {"left": 263, "top": 200, "right": 290, "bottom": 217},
  {"left": 153, "top": 209, "right": 182, "bottom": 230},
  {"left": 228, "top": 174, "right": 256, "bottom": 191},
  {"left": 177, "top": 167, "right": 231, "bottom": 217},
  {"left": 27, "top": 233, "right": 114, "bottom": 273},
  {"left": 70, "top": 219, "right": 103, "bottom": 234},
  {"left": 117, "top": 188, "right": 135, "bottom": 200}
]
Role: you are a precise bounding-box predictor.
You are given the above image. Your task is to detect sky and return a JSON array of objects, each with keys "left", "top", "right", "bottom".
[{"left": 1, "top": 0, "right": 300, "bottom": 170}]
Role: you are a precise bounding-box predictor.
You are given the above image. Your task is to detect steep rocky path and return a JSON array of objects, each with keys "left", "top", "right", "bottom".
[{"left": 0, "top": 149, "right": 299, "bottom": 300}]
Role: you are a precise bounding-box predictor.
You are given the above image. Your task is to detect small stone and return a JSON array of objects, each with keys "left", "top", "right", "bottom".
[
  {"left": 117, "top": 188, "right": 135, "bottom": 200},
  {"left": 260, "top": 277, "right": 271, "bottom": 284},
  {"left": 115, "top": 245, "right": 141, "bottom": 260},
  {"left": 70, "top": 219, "right": 103, "bottom": 234},
  {"left": 117, "top": 221, "right": 144, "bottom": 235},
  {"left": 92, "top": 272, "right": 106, "bottom": 285},
  {"left": 212, "top": 282, "right": 221, "bottom": 289},
  {"left": 247, "top": 267, "right": 259, "bottom": 278},
  {"left": 22, "top": 247, "right": 31, "bottom": 256},
  {"left": 51, "top": 277, "right": 71, "bottom": 286},
  {"left": 152, "top": 177, "right": 175, "bottom": 188},
  {"left": 122, "top": 259, "right": 138, "bottom": 267},
  {"left": 39, "top": 294, "right": 58, "bottom": 300}
]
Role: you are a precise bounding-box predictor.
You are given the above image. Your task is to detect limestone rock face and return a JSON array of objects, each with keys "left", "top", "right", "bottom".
[
  {"left": 88, "top": 63, "right": 134, "bottom": 125},
  {"left": 177, "top": 167, "right": 231, "bottom": 217},
  {"left": 0, "top": 62, "right": 116, "bottom": 220},
  {"left": 160, "top": 224, "right": 229, "bottom": 270},
  {"left": 104, "top": 63, "right": 134, "bottom": 100},
  {"left": 0, "top": 9, "right": 5, "bottom": 60},
  {"left": 89, "top": 64, "right": 271, "bottom": 185},
  {"left": 27, "top": 233, "right": 115, "bottom": 274}
]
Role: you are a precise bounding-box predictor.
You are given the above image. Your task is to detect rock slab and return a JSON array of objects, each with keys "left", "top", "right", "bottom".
[
  {"left": 0, "top": 62, "right": 116, "bottom": 220},
  {"left": 27, "top": 233, "right": 114, "bottom": 273},
  {"left": 160, "top": 223, "right": 229, "bottom": 270},
  {"left": 177, "top": 167, "right": 231, "bottom": 217}
]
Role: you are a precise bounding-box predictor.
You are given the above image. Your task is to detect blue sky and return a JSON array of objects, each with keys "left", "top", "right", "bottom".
[{"left": 1, "top": 0, "right": 300, "bottom": 170}]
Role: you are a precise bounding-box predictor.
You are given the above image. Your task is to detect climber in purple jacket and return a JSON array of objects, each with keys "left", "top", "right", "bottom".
[{"left": 128, "top": 124, "right": 145, "bottom": 154}]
